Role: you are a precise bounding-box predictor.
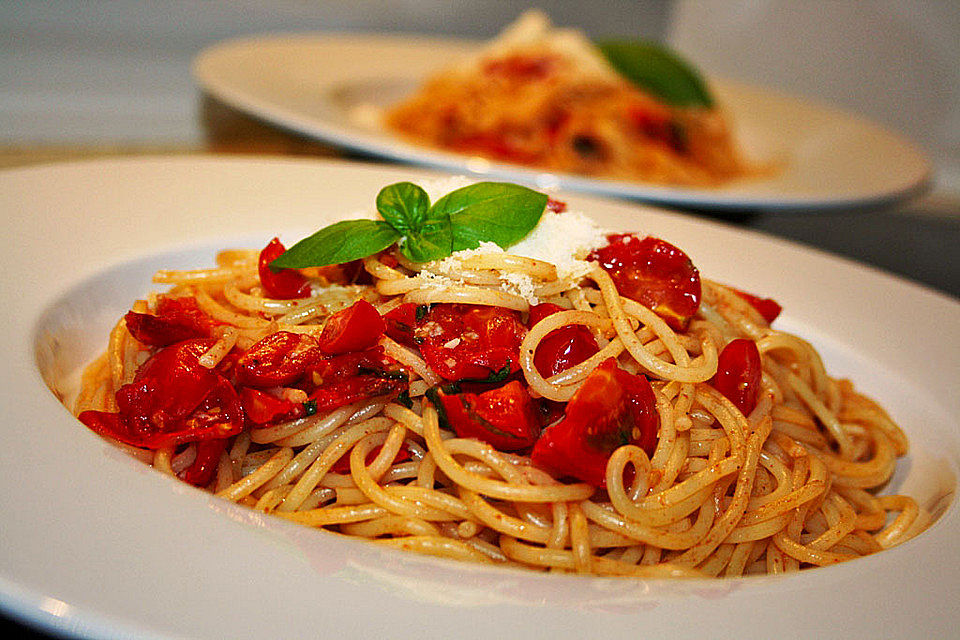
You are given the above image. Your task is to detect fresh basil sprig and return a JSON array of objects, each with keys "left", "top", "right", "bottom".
[
  {"left": 595, "top": 39, "right": 714, "bottom": 108},
  {"left": 270, "top": 181, "right": 548, "bottom": 269}
]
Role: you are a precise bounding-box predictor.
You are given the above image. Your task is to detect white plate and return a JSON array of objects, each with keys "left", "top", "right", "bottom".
[
  {"left": 191, "top": 33, "right": 932, "bottom": 211},
  {"left": 1, "top": 156, "right": 958, "bottom": 640}
]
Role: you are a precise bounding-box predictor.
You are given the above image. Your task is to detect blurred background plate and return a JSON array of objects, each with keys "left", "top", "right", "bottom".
[{"left": 192, "top": 32, "right": 931, "bottom": 211}]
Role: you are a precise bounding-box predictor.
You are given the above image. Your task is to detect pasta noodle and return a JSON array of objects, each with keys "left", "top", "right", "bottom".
[
  {"left": 384, "top": 11, "right": 757, "bottom": 187},
  {"left": 73, "top": 201, "right": 924, "bottom": 580}
]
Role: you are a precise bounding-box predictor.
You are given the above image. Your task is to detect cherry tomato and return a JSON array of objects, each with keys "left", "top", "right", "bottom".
[
  {"left": 258, "top": 237, "right": 311, "bottom": 299},
  {"left": 416, "top": 304, "right": 527, "bottom": 381},
  {"left": 317, "top": 299, "right": 386, "bottom": 355},
  {"left": 304, "top": 346, "right": 408, "bottom": 413},
  {"left": 383, "top": 302, "right": 423, "bottom": 348},
  {"left": 79, "top": 339, "right": 244, "bottom": 450},
  {"left": 180, "top": 438, "right": 228, "bottom": 487},
  {"left": 124, "top": 296, "right": 219, "bottom": 347},
  {"left": 433, "top": 380, "right": 541, "bottom": 451},
  {"left": 531, "top": 358, "right": 659, "bottom": 487},
  {"left": 235, "top": 332, "right": 323, "bottom": 388},
  {"left": 308, "top": 371, "right": 408, "bottom": 413},
  {"left": 731, "top": 288, "right": 782, "bottom": 324},
  {"left": 527, "top": 303, "right": 599, "bottom": 379},
  {"left": 240, "top": 387, "right": 302, "bottom": 425},
  {"left": 588, "top": 233, "right": 701, "bottom": 331},
  {"left": 626, "top": 103, "right": 685, "bottom": 152},
  {"left": 710, "top": 338, "right": 763, "bottom": 415}
]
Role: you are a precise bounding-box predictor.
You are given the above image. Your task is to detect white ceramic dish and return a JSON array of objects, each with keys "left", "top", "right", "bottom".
[
  {"left": 191, "top": 33, "right": 932, "bottom": 211},
  {"left": 1, "top": 156, "right": 957, "bottom": 639}
]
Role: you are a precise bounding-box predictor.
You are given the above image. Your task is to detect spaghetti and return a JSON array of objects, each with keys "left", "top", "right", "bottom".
[
  {"left": 384, "top": 11, "right": 753, "bottom": 187},
  {"left": 74, "top": 193, "right": 921, "bottom": 579}
]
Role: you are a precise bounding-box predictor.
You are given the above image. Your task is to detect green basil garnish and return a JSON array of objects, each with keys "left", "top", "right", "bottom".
[
  {"left": 595, "top": 39, "right": 714, "bottom": 108},
  {"left": 433, "top": 182, "right": 548, "bottom": 252},
  {"left": 270, "top": 181, "right": 547, "bottom": 269},
  {"left": 270, "top": 219, "right": 400, "bottom": 269}
]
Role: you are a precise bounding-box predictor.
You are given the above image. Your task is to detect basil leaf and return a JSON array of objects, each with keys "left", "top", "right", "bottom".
[
  {"left": 270, "top": 219, "right": 401, "bottom": 269},
  {"left": 400, "top": 226, "right": 453, "bottom": 263},
  {"left": 376, "top": 182, "right": 431, "bottom": 234},
  {"left": 432, "top": 182, "right": 548, "bottom": 252},
  {"left": 595, "top": 40, "right": 714, "bottom": 108}
]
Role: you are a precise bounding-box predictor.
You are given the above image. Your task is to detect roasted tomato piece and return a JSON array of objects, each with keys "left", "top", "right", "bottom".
[
  {"left": 180, "top": 438, "right": 228, "bottom": 487},
  {"left": 588, "top": 233, "right": 701, "bottom": 331},
  {"left": 383, "top": 303, "right": 425, "bottom": 348},
  {"left": 124, "top": 296, "right": 219, "bottom": 347},
  {"left": 317, "top": 299, "right": 386, "bottom": 355},
  {"left": 527, "top": 303, "right": 599, "bottom": 379},
  {"left": 240, "top": 387, "right": 303, "bottom": 425},
  {"left": 304, "top": 346, "right": 407, "bottom": 413},
  {"left": 710, "top": 338, "right": 763, "bottom": 415},
  {"left": 235, "top": 331, "right": 323, "bottom": 388},
  {"left": 531, "top": 358, "right": 659, "bottom": 487},
  {"left": 259, "top": 237, "right": 312, "bottom": 299},
  {"left": 417, "top": 304, "right": 527, "bottom": 381},
  {"left": 308, "top": 370, "right": 408, "bottom": 413},
  {"left": 431, "top": 380, "right": 541, "bottom": 452},
  {"left": 731, "top": 287, "right": 782, "bottom": 324},
  {"left": 79, "top": 339, "right": 244, "bottom": 450}
]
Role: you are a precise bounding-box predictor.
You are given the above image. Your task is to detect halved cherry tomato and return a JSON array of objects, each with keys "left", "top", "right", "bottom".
[
  {"left": 731, "top": 288, "right": 782, "bottom": 324},
  {"left": 317, "top": 299, "right": 386, "bottom": 355},
  {"left": 240, "top": 387, "right": 302, "bottom": 425},
  {"left": 588, "top": 233, "right": 701, "bottom": 331},
  {"left": 180, "top": 438, "right": 228, "bottom": 487},
  {"left": 710, "top": 338, "right": 763, "bottom": 415},
  {"left": 416, "top": 304, "right": 527, "bottom": 381},
  {"left": 308, "top": 371, "right": 407, "bottom": 413},
  {"left": 235, "top": 332, "right": 323, "bottom": 388},
  {"left": 432, "top": 380, "right": 541, "bottom": 451},
  {"left": 527, "top": 303, "right": 599, "bottom": 379},
  {"left": 124, "top": 296, "right": 219, "bottom": 347},
  {"left": 79, "top": 339, "right": 244, "bottom": 450},
  {"left": 531, "top": 358, "right": 659, "bottom": 487},
  {"left": 304, "top": 346, "right": 408, "bottom": 413},
  {"left": 383, "top": 302, "right": 424, "bottom": 348},
  {"left": 259, "top": 237, "right": 312, "bottom": 299}
]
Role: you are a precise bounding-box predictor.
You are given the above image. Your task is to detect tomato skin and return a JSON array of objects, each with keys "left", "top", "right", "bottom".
[
  {"left": 317, "top": 299, "right": 386, "bottom": 355},
  {"left": 417, "top": 304, "right": 527, "bottom": 381},
  {"left": 124, "top": 296, "right": 219, "bottom": 347},
  {"left": 259, "top": 237, "right": 312, "bottom": 299},
  {"left": 731, "top": 288, "right": 782, "bottom": 324},
  {"left": 235, "top": 332, "right": 323, "bottom": 388},
  {"left": 79, "top": 339, "right": 244, "bottom": 450},
  {"left": 710, "top": 338, "right": 763, "bottom": 415},
  {"left": 588, "top": 233, "right": 701, "bottom": 331},
  {"left": 527, "top": 303, "right": 599, "bottom": 379},
  {"left": 531, "top": 358, "right": 659, "bottom": 487},
  {"left": 434, "top": 380, "right": 541, "bottom": 451}
]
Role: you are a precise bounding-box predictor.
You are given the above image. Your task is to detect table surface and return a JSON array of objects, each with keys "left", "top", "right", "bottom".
[{"left": 1, "top": 93, "right": 958, "bottom": 640}]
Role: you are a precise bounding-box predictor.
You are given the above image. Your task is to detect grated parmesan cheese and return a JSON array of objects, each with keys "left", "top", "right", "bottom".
[{"left": 418, "top": 185, "right": 612, "bottom": 305}]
